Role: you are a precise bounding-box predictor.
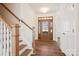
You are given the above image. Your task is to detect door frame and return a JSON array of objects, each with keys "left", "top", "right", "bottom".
[{"left": 38, "top": 16, "right": 53, "bottom": 41}]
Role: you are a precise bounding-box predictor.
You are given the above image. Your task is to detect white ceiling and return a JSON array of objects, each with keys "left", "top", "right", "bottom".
[{"left": 28, "top": 3, "right": 63, "bottom": 14}]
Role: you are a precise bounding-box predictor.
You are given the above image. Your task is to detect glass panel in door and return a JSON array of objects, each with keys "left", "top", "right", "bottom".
[{"left": 42, "top": 21, "right": 48, "bottom": 35}]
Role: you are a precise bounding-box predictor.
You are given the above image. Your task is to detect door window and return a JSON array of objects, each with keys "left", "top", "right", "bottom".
[{"left": 42, "top": 21, "right": 48, "bottom": 35}]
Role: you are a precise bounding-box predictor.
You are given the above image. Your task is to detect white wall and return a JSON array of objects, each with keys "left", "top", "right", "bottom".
[
  {"left": 20, "top": 22, "right": 33, "bottom": 48},
  {"left": 20, "top": 4, "right": 36, "bottom": 48},
  {"left": 3, "top": 3, "right": 21, "bottom": 24},
  {"left": 4, "top": 3, "right": 22, "bottom": 20},
  {"left": 75, "top": 4, "right": 79, "bottom": 56},
  {"left": 21, "top": 4, "right": 36, "bottom": 28},
  {"left": 54, "top": 4, "right": 77, "bottom": 56}
]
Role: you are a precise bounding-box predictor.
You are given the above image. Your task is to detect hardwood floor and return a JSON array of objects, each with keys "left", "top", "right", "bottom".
[{"left": 32, "top": 40, "right": 65, "bottom": 56}]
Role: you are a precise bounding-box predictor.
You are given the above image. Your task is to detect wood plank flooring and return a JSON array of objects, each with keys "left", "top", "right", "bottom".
[{"left": 33, "top": 40, "right": 65, "bottom": 56}]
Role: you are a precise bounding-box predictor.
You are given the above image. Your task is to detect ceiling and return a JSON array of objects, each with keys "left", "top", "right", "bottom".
[{"left": 28, "top": 3, "right": 64, "bottom": 14}]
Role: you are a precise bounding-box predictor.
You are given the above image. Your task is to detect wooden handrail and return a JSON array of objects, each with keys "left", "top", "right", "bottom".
[
  {"left": 20, "top": 20, "right": 33, "bottom": 30},
  {"left": 1, "top": 3, "right": 33, "bottom": 31}
]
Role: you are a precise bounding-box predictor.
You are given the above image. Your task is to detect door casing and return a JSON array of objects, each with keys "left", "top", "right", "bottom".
[{"left": 38, "top": 16, "right": 53, "bottom": 41}]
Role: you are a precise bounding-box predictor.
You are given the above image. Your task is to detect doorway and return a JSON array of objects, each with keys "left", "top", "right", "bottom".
[{"left": 38, "top": 16, "right": 53, "bottom": 41}]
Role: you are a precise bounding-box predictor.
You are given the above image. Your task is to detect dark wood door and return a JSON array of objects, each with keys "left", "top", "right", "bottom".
[{"left": 38, "top": 16, "right": 53, "bottom": 41}]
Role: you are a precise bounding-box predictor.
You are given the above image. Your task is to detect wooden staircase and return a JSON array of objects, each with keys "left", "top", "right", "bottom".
[
  {"left": 19, "top": 40, "right": 32, "bottom": 56},
  {"left": 0, "top": 4, "right": 34, "bottom": 56},
  {"left": 21, "top": 49, "right": 32, "bottom": 56},
  {"left": 0, "top": 16, "right": 33, "bottom": 56}
]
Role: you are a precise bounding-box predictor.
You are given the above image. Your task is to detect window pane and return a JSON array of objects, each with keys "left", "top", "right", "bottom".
[{"left": 42, "top": 21, "right": 48, "bottom": 35}]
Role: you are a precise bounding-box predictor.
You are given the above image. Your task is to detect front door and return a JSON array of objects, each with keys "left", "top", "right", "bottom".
[{"left": 38, "top": 16, "right": 53, "bottom": 41}]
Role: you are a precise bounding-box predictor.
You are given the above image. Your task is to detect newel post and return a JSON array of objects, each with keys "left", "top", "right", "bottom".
[
  {"left": 32, "top": 27, "right": 36, "bottom": 55},
  {"left": 12, "top": 24, "right": 20, "bottom": 56}
]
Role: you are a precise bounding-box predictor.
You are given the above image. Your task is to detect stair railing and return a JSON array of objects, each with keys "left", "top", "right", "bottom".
[
  {"left": 0, "top": 17, "right": 13, "bottom": 56},
  {"left": 0, "top": 3, "right": 34, "bottom": 56}
]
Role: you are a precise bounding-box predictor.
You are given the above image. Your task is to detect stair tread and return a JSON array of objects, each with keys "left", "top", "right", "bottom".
[
  {"left": 19, "top": 40, "right": 23, "bottom": 42},
  {"left": 20, "top": 49, "right": 32, "bottom": 56},
  {"left": 19, "top": 44, "right": 27, "bottom": 51}
]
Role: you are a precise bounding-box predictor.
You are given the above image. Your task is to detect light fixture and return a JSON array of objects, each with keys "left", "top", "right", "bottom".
[{"left": 40, "top": 7, "right": 50, "bottom": 13}]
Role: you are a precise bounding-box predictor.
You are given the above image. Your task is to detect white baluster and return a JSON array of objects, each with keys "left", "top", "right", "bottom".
[
  {"left": 9, "top": 30, "right": 10, "bottom": 56},
  {"left": 9, "top": 31, "right": 12, "bottom": 56},
  {"left": 0, "top": 22, "right": 3, "bottom": 56},
  {"left": 1, "top": 22, "right": 4, "bottom": 56},
  {"left": 0, "top": 20, "right": 13, "bottom": 56},
  {"left": 6, "top": 28, "right": 9, "bottom": 56},
  {"left": 0, "top": 21, "right": 1, "bottom": 56},
  {"left": 3, "top": 24, "right": 6, "bottom": 56},
  {"left": 5, "top": 27, "right": 7, "bottom": 56}
]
